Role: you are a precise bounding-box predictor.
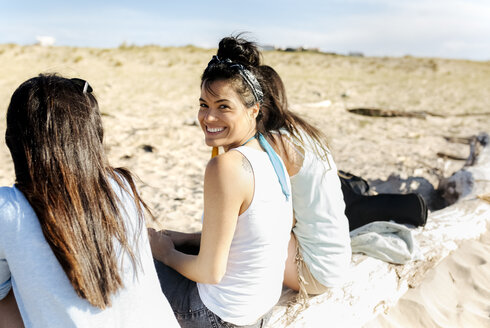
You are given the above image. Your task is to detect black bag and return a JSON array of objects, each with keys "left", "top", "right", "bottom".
[
  {"left": 338, "top": 170, "right": 428, "bottom": 231},
  {"left": 338, "top": 170, "right": 370, "bottom": 196}
]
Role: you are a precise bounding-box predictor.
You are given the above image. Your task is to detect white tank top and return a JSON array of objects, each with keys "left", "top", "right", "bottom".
[
  {"left": 286, "top": 131, "right": 352, "bottom": 287},
  {"left": 197, "top": 146, "right": 293, "bottom": 326}
]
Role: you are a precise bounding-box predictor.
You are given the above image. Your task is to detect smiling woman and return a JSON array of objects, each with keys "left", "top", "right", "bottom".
[
  {"left": 149, "top": 36, "right": 293, "bottom": 328},
  {"left": 198, "top": 79, "right": 259, "bottom": 151}
]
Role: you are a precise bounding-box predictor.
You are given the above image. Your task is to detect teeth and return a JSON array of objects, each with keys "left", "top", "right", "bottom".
[{"left": 207, "top": 127, "right": 224, "bottom": 133}]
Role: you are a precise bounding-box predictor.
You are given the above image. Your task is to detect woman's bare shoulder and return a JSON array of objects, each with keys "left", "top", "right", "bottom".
[{"left": 205, "top": 150, "right": 251, "bottom": 183}]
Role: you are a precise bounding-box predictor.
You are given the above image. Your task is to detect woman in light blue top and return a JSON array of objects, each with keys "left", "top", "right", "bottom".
[{"left": 0, "top": 74, "right": 178, "bottom": 328}]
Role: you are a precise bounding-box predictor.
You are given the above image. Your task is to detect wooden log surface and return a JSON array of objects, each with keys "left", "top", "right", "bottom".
[{"left": 267, "top": 144, "right": 490, "bottom": 328}]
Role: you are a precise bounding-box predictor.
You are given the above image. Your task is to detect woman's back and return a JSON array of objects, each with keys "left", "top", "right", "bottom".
[
  {"left": 271, "top": 130, "right": 351, "bottom": 288},
  {"left": 287, "top": 132, "right": 351, "bottom": 287},
  {"left": 0, "top": 179, "right": 177, "bottom": 328}
]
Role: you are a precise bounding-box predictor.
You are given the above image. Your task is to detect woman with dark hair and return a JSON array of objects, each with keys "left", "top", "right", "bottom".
[
  {"left": 256, "top": 43, "right": 426, "bottom": 297},
  {"left": 149, "top": 37, "right": 293, "bottom": 327},
  {"left": 0, "top": 74, "right": 178, "bottom": 327},
  {"left": 258, "top": 65, "right": 352, "bottom": 297}
]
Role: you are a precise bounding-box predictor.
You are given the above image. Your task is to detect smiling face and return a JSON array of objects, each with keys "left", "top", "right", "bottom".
[{"left": 198, "top": 79, "right": 259, "bottom": 152}]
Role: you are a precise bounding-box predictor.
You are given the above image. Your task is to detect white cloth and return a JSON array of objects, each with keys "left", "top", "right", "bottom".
[
  {"left": 197, "top": 146, "right": 293, "bottom": 326},
  {"left": 284, "top": 131, "right": 352, "bottom": 287},
  {"left": 350, "top": 221, "right": 422, "bottom": 264},
  {"left": 0, "top": 182, "right": 179, "bottom": 328}
]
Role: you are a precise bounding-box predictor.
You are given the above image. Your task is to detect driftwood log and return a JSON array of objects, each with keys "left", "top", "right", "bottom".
[
  {"left": 347, "top": 108, "right": 490, "bottom": 119},
  {"left": 438, "top": 133, "right": 488, "bottom": 167},
  {"left": 347, "top": 108, "right": 430, "bottom": 118},
  {"left": 267, "top": 141, "right": 490, "bottom": 328}
]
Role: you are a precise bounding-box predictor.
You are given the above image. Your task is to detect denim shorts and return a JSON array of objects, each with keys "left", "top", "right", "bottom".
[{"left": 154, "top": 259, "right": 272, "bottom": 328}]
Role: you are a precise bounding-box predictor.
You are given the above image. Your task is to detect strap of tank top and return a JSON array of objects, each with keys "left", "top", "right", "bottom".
[{"left": 257, "top": 133, "right": 290, "bottom": 200}]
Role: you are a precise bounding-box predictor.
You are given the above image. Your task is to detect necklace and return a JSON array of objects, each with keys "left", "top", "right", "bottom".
[{"left": 241, "top": 134, "right": 256, "bottom": 146}]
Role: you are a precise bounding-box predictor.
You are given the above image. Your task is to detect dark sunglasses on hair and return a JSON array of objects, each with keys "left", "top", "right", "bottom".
[{"left": 70, "top": 78, "right": 93, "bottom": 94}]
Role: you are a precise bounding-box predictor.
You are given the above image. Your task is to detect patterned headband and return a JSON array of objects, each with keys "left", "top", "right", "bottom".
[
  {"left": 206, "top": 55, "right": 263, "bottom": 105},
  {"left": 71, "top": 78, "right": 93, "bottom": 94}
]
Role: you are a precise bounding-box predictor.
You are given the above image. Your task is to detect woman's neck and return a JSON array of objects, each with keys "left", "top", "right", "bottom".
[{"left": 224, "top": 131, "right": 258, "bottom": 152}]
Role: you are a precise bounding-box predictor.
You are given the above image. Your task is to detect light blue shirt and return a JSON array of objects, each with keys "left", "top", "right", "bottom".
[{"left": 0, "top": 183, "right": 178, "bottom": 328}]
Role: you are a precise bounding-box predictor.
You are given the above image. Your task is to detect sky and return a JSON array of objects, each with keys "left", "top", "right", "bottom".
[{"left": 1, "top": 0, "right": 489, "bottom": 61}]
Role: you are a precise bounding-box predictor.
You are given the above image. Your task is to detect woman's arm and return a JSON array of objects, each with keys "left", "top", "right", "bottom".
[
  {"left": 0, "top": 248, "right": 22, "bottom": 327},
  {"left": 150, "top": 151, "right": 252, "bottom": 284},
  {"left": 0, "top": 290, "right": 24, "bottom": 328}
]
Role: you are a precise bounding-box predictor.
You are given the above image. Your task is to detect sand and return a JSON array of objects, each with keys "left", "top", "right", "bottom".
[
  {"left": 0, "top": 44, "right": 489, "bottom": 327},
  {"left": 365, "top": 224, "right": 490, "bottom": 328}
]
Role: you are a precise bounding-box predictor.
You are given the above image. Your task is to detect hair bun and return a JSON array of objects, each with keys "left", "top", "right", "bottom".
[{"left": 217, "top": 35, "right": 261, "bottom": 67}]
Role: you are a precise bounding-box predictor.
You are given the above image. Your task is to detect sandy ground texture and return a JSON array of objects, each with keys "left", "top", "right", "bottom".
[
  {"left": 0, "top": 44, "right": 489, "bottom": 326},
  {"left": 365, "top": 224, "right": 490, "bottom": 328}
]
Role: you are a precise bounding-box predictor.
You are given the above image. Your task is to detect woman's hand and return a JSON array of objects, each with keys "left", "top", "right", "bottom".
[
  {"left": 148, "top": 228, "right": 175, "bottom": 264},
  {"left": 163, "top": 229, "right": 201, "bottom": 249}
]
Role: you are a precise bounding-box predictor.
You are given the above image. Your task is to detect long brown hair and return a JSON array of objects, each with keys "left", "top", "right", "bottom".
[
  {"left": 202, "top": 35, "right": 330, "bottom": 160},
  {"left": 5, "top": 74, "right": 148, "bottom": 309},
  {"left": 257, "top": 65, "right": 331, "bottom": 161}
]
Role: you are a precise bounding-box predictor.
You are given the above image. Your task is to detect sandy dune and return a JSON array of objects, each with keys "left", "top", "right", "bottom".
[
  {"left": 365, "top": 224, "right": 490, "bottom": 328},
  {"left": 0, "top": 44, "right": 489, "bottom": 327}
]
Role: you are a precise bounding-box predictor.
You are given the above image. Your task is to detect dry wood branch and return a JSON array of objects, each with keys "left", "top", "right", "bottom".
[
  {"left": 347, "top": 108, "right": 429, "bottom": 118},
  {"left": 443, "top": 136, "right": 473, "bottom": 144},
  {"left": 442, "top": 133, "right": 489, "bottom": 167},
  {"left": 437, "top": 152, "right": 467, "bottom": 161},
  {"left": 478, "top": 193, "right": 490, "bottom": 203},
  {"left": 465, "top": 136, "right": 481, "bottom": 167},
  {"left": 348, "top": 108, "right": 489, "bottom": 119},
  {"left": 453, "top": 112, "right": 490, "bottom": 117}
]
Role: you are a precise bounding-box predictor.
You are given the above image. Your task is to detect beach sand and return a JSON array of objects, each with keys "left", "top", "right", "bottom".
[
  {"left": 0, "top": 44, "right": 489, "bottom": 327},
  {"left": 365, "top": 224, "right": 490, "bottom": 328}
]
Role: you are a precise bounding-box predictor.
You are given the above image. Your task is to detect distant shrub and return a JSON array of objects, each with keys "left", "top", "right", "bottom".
[{"left": 118, "top": 42, "right": 138, "bottom": 51}]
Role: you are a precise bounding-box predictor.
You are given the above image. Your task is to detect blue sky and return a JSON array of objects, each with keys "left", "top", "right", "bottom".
[{"left": 1, "top": 0, "right": 489, "bottom": 60}]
